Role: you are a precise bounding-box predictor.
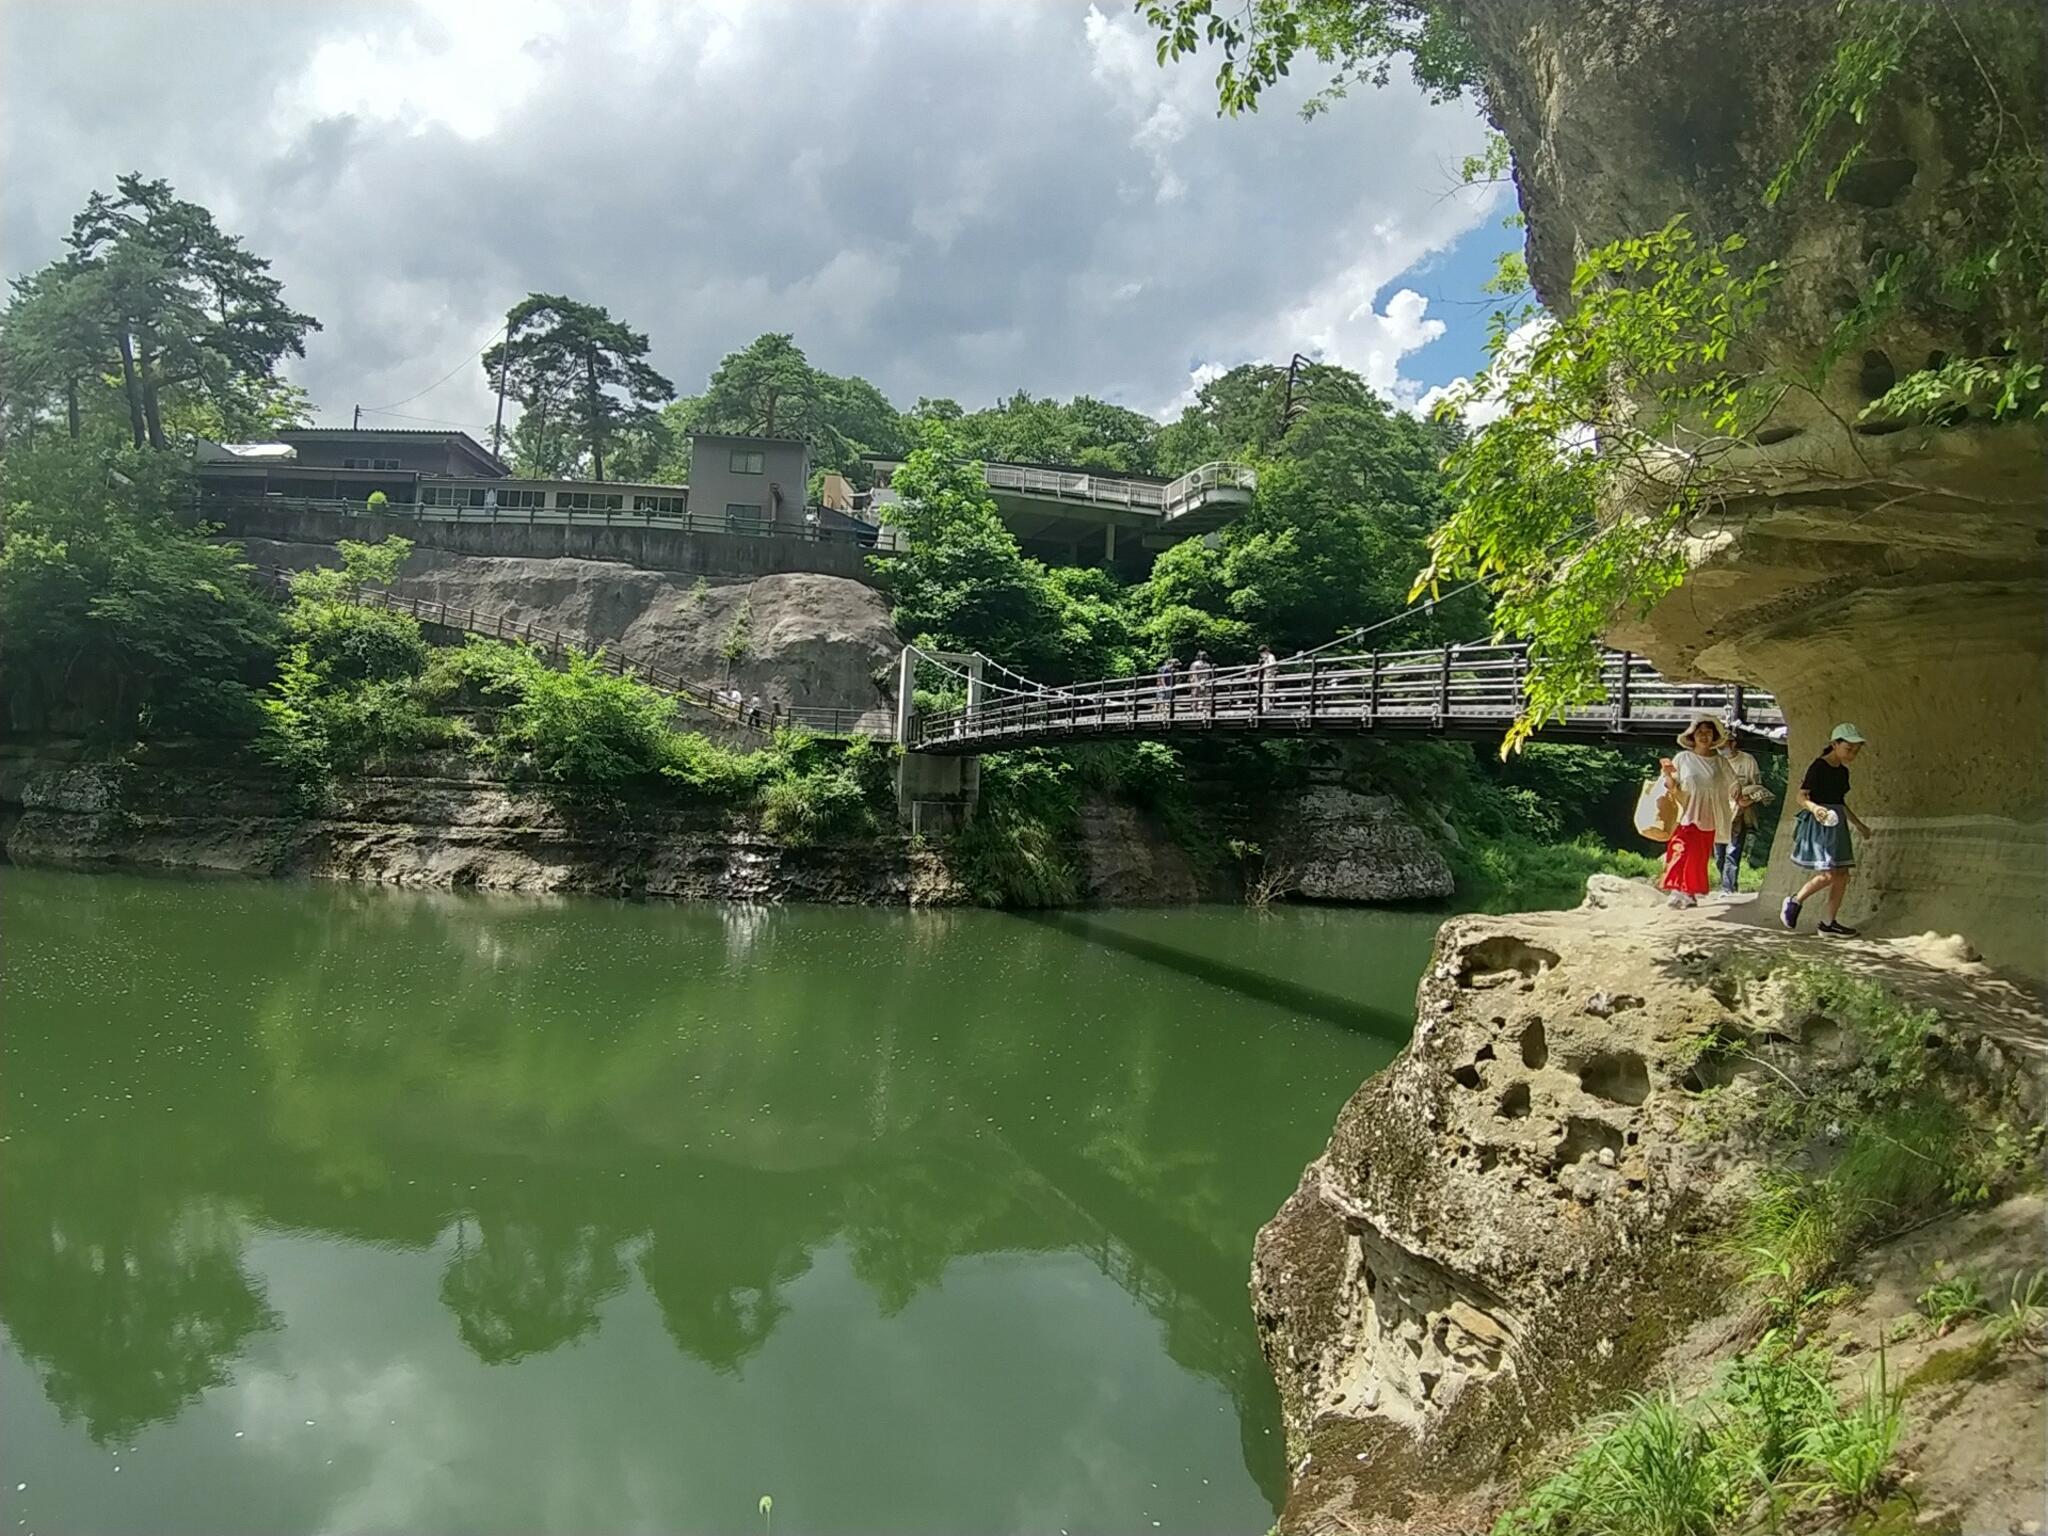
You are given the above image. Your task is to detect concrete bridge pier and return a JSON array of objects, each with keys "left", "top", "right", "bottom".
[{"left": 893, "top": 647, "right": 982, "bottom": 832}]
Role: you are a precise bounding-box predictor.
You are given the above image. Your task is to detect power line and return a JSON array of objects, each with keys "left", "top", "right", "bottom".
[
  {"left": 358, "top": 406, "right": 497, "bottom": 432},
  {"left": 360, "top": 319, "right": 508, "bottom": 413}
]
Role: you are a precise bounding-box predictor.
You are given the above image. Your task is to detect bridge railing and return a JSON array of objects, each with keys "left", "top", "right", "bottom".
[{"left": 911, "top": 644, "right": 1780, "bottom": 748}]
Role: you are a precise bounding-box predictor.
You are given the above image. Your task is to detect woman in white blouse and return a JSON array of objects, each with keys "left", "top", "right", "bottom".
[{"left": 1660, "top": 715, "right": 1735, "bottom": 909}]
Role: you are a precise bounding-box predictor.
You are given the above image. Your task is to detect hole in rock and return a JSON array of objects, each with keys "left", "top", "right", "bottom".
[
  {"left": 1753, "top": 423, "right": 1802, "bottom": 446},
  {"left": 1498, "top": 1081, "right": 1532, "bottom": 1120},
  {"left": 1520, "top": 1020, "right": 1548, "bottom": 1070},
  {"left": 1835, "top": 155, "right": 1917, "bottom": 207},
  {"left": 1858, "top": 348, "right": 1897, "bottom": 400},
  {"left": 1680, "top": 1054, "right": 1748, "bottom": 1093},
  {"left": 1452, "top": 1063, "right": 1484, "bottom": 1090},
  {"left": 1853, "top": 417, "right": 1910, "bottom": 437},
  {"left": 1457, "top": 936, "right": 1561, "bottom": 987},
  {"left": 1555, "top": 1116, "right": 1625, "bottom": 1166},
  {"left": 1475, "top": 1043, "right": 1496, "bottom": 1063},
  {"left": 1578, "top": 1050, "right": 1651, "bottom": 1106},
  {"left": 1624, "top": 1129, "right": 1640, "bottom": 1146},
  {"left": 1476, "top": 1145, "right": 1500, "bottom": 1174}
]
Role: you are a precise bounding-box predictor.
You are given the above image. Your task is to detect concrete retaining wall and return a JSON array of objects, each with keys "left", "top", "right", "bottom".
[{"left": 213, "top": 504, "right": 880, "bottom": 585}]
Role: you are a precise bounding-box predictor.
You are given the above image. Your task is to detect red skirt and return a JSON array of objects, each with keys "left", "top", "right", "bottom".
[{"left": 1661, "top": 823, "right": 1714, "bottom": 896}]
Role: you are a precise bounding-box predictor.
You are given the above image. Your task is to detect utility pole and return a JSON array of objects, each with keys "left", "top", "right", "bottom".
[
  {"left": 1280, "top": 352, "right": 1313, "bottom": 433},
  {"left": 352, "top": 403, "right": 361, "bottom": 430},
  {"left": 490, "top": 318, "right": 514, "bottom": 462}
]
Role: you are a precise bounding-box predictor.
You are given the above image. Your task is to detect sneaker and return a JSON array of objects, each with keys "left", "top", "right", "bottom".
[
  {"left": 1817, "top": 920, "right": 1860, "bottom": 937},
  {"left": 1780, "top": 897, "right": 1802, "bottom": 930}
]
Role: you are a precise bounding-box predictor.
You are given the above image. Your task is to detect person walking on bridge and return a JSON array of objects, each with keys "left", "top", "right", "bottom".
[
  {"left": 1155, "top": 654, "right": 1180, "bottom": 714},
  {"left": 1660, "top": 715, "right": 1734, "bottom": 909},
  {"left": 1255, "top": 644, "right": 1278, "bottom": 711},
  {"left": 1189, "top": 650, "right": 1214, "bottom": 711},
  {"left": 1782, "top": 724, "right": 1871, "bottom": 936}
]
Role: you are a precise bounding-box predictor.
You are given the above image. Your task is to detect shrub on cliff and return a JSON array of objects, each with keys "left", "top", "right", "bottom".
[
  {"left": 0, "top": 441, "right": 276, "bottom": 735},
  {"left": 487, "top": 646, "right": 675, "bottom": 786}
]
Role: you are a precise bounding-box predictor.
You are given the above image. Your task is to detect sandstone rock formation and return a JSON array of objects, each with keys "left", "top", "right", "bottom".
[
  {"left": 241, "top": 538, "right": 901, "bottom": 725},
  {"left": 1270, "top": 786, "right": 1456, "bottom": 904},
  {"left": 1253, "top": 880, "right": 2045, "bottom": 1533},
  {"left": 1450, "top": 0, "right": 2046, "bottom": 975},
  {"left": 0, "top": 745, "right": 964, "bottom": 905}
]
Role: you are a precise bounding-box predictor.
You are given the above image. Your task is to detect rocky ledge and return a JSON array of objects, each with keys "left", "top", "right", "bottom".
[
  {"left": 1257, "top": 876, "right": 2045, "bottom": 1534},
  {"left": 0, "top": 745, "right": 1456, "bottom": 910},
  {"left": 0, "top": 745, "right": 962, "bottom": 905}
]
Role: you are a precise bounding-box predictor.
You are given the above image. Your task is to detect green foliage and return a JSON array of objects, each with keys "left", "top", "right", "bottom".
[
  {"left": 1983, "top": 1269, "right": 2047, "bottom": 1352},
  {"left": 1915, "top": 1268, "right": 1989, "bottom": 1333},
  {"left": 2, "top": 172, "right": 318, "bottom": 451},
  {"left": 1495, "top": 1335, "right": 1904, "bottom": 1535},
  {"left": 1419, "top": 219, "right": 1781, "bottom": 750},
  {"left": 1726, "top": 962, "right": 2040, "bottom": 1314},
  {"left": 695, "top": 333, "right": 907, "bottom": 482},
  {"left": 1139, "top": 0, "right": 1481, "bottom": 118},
  {"left": 484, "top": 294, "right": 674, "bottom": 482},
  {"left": 1782, "top": 1357, "right": 1903, "bottom": 1512},
  {"left": 366, "top": 490, "right": 389, "bottom": 511},
  {"left": 931, "top": 390, "right": 1165, "bottom": 475},
  {"left": 871, "top": 434, "right": 1112, "bottom": 681},
  {"left": 947, "top": 750, "right": 1084, "bottom": 907},
  {"left": 721, "top": 599, "right": 754, "bottom": 665},
  {"left": 259, "top": 537, "right": 447, "bottom": 794},
  {"left": 757, "top": 735, "right": 891, "bottom": 845},
  {"left": 486, "top": 647, "right": 676, "bottom": 786},
  {"left": 0, "top": 440, "right": 277, "bottom": 734},
  {"left": 1768, "top": 2, "right": 2045, "bottom": 425}
]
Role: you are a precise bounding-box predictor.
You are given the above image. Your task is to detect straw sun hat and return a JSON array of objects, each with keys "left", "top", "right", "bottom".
[{"left": 1676, "top": 713, "right": 1730, "bottom": 749}]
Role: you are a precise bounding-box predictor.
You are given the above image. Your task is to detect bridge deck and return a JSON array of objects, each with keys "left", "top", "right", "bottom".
[{"left": 909, "top": 646, "right": 1784, "bottom": 753}]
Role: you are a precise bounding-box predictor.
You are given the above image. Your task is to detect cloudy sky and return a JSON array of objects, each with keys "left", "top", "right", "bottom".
[{"left": 1, "top": 0, "right": 1510, "bottom": 434}]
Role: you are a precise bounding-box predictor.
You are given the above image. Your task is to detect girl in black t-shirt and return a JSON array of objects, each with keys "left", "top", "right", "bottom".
[{"left": 1781, "top": 725, "right": 1872, "bottom": 935}]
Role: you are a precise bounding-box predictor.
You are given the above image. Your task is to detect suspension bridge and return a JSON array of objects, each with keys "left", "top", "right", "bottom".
[{"left": 899, "top": 644, "right": 1785, "bottom": 753}]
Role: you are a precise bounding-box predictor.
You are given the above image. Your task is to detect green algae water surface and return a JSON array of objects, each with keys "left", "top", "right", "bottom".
[{"left": 0, "top": 869, "right": 1435, "bottom": 1535}]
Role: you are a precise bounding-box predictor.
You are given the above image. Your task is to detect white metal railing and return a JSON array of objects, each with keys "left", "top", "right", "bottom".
[
  {"left": 1162, "top": 461, "right": 1258, "bottom": 517},
  {"left": 976, "top": 460, "right": 1255, "bottom": 517}
]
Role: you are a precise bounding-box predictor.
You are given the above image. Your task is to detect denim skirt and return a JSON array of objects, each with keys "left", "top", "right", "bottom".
[{"left": 1791, "top": 807, "right": 1855, "bottom": 869}]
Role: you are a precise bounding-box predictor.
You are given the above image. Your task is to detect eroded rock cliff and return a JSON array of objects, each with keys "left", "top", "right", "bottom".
[
  {"left": 1255, "top": 880, "right": 2045, "bottom": 1533},
  {"left": 1450, "top": 0, "right": 2046, "bottom": 975},
  {"left": 241, "top": 537, "right": 901, "bottom": 725}
]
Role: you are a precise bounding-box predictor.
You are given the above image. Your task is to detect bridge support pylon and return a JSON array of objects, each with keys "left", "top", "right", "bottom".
[{"left": 893, "top": 646, "right": 982, "bottom": 833}]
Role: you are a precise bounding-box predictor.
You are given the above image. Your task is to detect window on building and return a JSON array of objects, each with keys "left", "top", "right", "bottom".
[
  {"left": 729, "top": 449, "right": 765, "bottom": 475},
  {"left": 634, "top": 495, "right": 686, "bottom": 515},
  {"left": 558, "top": 491, "right": 624, "bottom": 512},
  {"left": 420, "top": 485, "right": 491, "bottom": 508},
  {"left": 343, "top": 456, "right": 402, "bottom": 470},
  {"left": 493, "top": 488, "right": 546, "bottom": 510},
  {"left": 724, "top": 503, "right": 765, "bottom": 530}
]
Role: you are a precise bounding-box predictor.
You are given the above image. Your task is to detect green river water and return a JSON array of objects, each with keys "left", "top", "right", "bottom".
[{"left": 0, "top": 868, "right": 1437, "bottom": 1536}]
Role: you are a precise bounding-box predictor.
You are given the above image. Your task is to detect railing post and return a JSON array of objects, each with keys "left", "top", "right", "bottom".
[
  {"left": 1617, "top": 651, "right": 1633, "bottom": 726},
  {"left": 1307, "top": 658, "right": 1320, "bottom": 724},
  {"left": 1368, "top": 653, "right": 1380, "bottom": 724},
  {"left": 1732, "top": 683, "right": 1746, "bottom": 725},
  {"left": 1438, "top": 646, "right": 1453, "bottom": 725}
]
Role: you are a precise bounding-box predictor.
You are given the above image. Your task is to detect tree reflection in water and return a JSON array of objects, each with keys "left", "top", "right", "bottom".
[{"left": 2, "top": 872, "right": 1408, "bottom": 1501}]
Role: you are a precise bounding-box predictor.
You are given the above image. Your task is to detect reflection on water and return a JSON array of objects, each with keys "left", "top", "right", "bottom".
[{"left": 0, "top": 871, "right": 1431, "bottom": 1535}]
